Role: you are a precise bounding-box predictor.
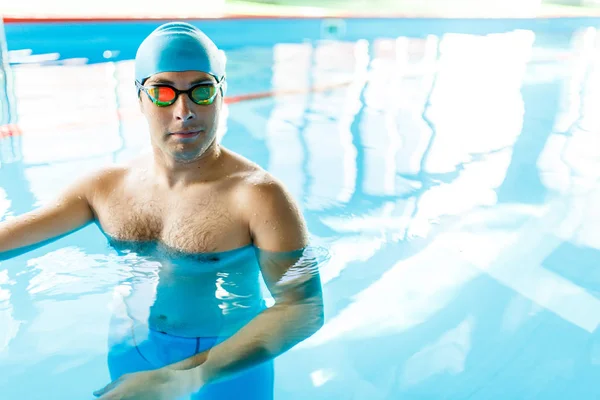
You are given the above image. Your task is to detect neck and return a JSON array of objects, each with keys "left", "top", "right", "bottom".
[{"left": 152, "top": 140, "right": 224, "bottom": 188}]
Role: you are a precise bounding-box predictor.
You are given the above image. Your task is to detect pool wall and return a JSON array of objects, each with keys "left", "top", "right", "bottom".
[{"left": 4, "top": 17, "right": 600, "bottom": 64}]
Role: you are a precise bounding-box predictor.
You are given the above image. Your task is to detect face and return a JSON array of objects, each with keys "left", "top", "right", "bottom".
[{"left": 139, "top": 70, "right": 223, "bottom": 163}]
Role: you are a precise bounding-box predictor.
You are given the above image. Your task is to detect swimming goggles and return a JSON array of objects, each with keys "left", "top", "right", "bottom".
[{"left": 135, "top": 78, "right": 225, "bottom": 107}]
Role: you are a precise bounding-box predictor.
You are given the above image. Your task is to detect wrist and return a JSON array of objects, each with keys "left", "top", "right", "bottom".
[{"left": 174, "top": 365, "right": 211, "bottom": 393}]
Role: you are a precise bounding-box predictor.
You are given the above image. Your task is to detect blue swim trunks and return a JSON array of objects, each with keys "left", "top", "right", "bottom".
[{"left": 106, "top": 315, "right": 274, "bottom": 400}]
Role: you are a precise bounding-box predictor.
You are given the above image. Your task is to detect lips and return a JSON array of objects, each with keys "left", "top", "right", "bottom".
[
  {"left": 170, "top": 130, "right": 201, "bottom": 135},
  {"left": 168, "top": 130, "right": 203, "bottom": 142}
]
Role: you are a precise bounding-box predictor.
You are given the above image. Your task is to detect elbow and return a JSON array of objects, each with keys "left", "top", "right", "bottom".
[
  {"left": 311, "top": 315, "right": 324, "bottom": 338},
  {"left": 286, "top": 296, "right": 324, "bottom": 340},
  {"left": 306, "top": 299, "right": 325, "bottom": 336},
  {"left": 315, "top": 301, "right": 325, "bottom": 329}
]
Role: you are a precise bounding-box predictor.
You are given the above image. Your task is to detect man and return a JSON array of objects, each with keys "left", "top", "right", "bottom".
[{"left": 0, "top": 22, "right": 324, "bottom": 399}]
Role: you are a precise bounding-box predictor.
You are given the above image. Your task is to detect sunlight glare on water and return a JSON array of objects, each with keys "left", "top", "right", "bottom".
[{"left": 1, "top": 18, "right": 600, "bottom": 400}]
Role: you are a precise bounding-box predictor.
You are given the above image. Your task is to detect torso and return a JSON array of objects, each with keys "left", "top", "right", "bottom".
[
  {"left": 90, "top": 150, "right": 267, "bottom": 337},
  {"left": 94, "top": 156, "right": 253, "bottom": 253}
]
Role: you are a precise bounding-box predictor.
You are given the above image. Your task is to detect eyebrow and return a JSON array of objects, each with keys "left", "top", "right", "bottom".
[{"left": 146, "top": 78, "right": 216, "bottom": 86}]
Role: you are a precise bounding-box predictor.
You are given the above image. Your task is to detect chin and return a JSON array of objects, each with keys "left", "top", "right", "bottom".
[{"left": 171, "top": 145, "right": 213, "bottom": 162}]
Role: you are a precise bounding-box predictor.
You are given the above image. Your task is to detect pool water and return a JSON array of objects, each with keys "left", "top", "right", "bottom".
[{"left": 2, "top": 17, "right": 600, "bottom": 400}]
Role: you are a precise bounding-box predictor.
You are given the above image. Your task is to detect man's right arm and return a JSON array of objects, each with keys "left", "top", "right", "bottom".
[{"left": 0, "top": 172, "right": 100, "bottom": 253}]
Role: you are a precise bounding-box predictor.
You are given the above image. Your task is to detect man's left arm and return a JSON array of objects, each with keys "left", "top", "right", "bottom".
[{"left": 176, "top": 178, "right": 324, "bottom": 387}]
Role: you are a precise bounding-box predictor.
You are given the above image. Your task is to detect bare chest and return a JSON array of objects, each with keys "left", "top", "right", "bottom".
[{"left": 95, "top": 187, "right": 248, "bottom": 253}]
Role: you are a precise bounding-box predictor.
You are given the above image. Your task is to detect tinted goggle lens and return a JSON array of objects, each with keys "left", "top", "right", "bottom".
[
  {"left": 142, "top": 83, "right": 220, "bottom": 107},
  {"left": 147, "top": 86, "right": 177, "bottom": 106},
  {"left": 191, "top": 85, "right": 217, "bottom": 104}
]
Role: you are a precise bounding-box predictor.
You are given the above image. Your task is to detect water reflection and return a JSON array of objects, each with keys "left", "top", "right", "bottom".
[
  {"left": 102, "top": 240, "right": 324, "bottom": 400},
  {"left": 1, "top": 22, "right": 600, "bottom": 399},
  {"left": 0, "top": 20, "right": 15, "bottom": 128},
  {"left": 0, "top": 269, "right": 20, "bottom": 354},
  {"left": 303, "top": 40, "right": 363, "bottom": 210},
  {"left": 107, "top": 239, "right": 268, "bottom": 338}
]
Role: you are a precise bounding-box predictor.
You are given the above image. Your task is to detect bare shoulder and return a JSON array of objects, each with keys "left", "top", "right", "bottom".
[
  {"left": 238, "top": 169, "right": 287, "bottom": 202},
  {"left": 100, "top": 153, "right": 157, "bottom": 186},
  {"left": 225, "top": 153, "right": 292, "bottom": 207},
  {"left": 232, "top": 164, "right": 308, "bottom": 252},
  {"left": 76, "top": 164, "right": 129, "bottom": 195},
  {"left": 71, "top": 157, "right": 145, "bottom": 205}
]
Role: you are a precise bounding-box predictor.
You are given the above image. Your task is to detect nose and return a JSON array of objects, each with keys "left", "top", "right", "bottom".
[{"left": 173, "top": 94, "right": 196, "bottom": 121}]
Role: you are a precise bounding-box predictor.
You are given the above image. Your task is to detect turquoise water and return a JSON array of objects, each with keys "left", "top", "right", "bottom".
[{"left": 2, "top": 18, "right": 600, "bottom": 399}]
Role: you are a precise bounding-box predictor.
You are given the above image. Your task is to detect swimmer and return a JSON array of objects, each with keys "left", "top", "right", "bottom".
[{"left": 0, "top": 22, "right": 324, "bottom": 400}]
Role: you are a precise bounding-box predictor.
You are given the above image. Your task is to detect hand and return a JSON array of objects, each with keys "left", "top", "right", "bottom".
[{"left": 93, "top": 368, "right": 188, "bottom": 400}]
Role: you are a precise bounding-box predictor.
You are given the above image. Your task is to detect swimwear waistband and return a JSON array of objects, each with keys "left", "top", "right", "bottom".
[{"left": 133, "top": 322, "right": 221, "bottom": 344}]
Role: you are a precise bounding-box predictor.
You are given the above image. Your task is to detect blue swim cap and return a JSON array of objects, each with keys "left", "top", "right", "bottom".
[{"left": 135, "top": 22, "right": 226, "bottom": 93}]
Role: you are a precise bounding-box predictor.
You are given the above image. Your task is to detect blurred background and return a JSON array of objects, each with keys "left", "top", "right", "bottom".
[
  {"left": 2, "top": 1, "right": 600, "bottom": 400},
  {"left": 1, "top": 0, "right": 600, "bottom": 18}
]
